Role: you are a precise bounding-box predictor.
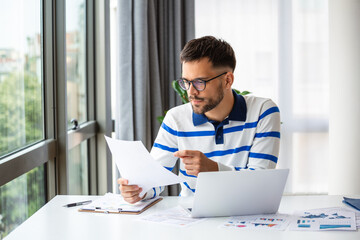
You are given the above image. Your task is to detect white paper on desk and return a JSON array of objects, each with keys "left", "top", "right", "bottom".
[
  {"left": 220, "top": 214, "right": 291, "bottom": 231},
  {"left": 80, "top": 193, "right": 160, "bottom": 212},
  {"left": 105, "top": 136, "right": 184, "bottom": 196},
  {"left": 343, "top": 204, "right": 360, "bottom": 228},
  {"left": 138, "top": 206, "right": 206, "bottom": 227},
  {"left": 289, "top": 208, "right": 357, "bottom": 231}
]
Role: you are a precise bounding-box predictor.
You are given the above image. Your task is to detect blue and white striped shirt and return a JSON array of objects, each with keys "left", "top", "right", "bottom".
[{"left": 145, "top": 91, "right": 280, "bottom": 199}]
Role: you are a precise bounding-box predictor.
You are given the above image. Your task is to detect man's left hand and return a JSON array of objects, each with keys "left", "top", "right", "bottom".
[{"left": 173, "top": 150, "right": 219, "bottom": 176}]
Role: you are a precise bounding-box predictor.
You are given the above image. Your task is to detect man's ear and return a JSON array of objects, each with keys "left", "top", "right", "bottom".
[{"left": 224, "top": 72, "right": 234, "bottom": 89}]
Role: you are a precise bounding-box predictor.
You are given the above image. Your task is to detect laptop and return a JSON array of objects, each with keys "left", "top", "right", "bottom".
[{"left": 189, "top": 169, "right": 289, "bottom": 218}]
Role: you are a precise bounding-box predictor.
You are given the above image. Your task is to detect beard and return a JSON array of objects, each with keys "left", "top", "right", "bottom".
[{"left": 189, "top": 83, "right": 225, "bottom": 115}]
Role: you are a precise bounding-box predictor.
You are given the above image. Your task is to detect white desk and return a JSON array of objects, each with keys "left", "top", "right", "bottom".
[{"left": 5, "top": 195, "right": 359, "bottom": 240}]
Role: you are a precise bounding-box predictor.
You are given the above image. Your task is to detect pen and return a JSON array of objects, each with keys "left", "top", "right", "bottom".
[{"left": 63, "top": 200, "right": 92, "bottom": 208}]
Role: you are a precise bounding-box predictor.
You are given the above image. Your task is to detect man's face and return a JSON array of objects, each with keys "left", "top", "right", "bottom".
[{"left": 182, "top": 58, "right": 226, "bottom": 115}]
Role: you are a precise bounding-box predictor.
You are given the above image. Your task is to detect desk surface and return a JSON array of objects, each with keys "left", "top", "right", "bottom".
[{"left": 5, "top": 195, "right": 359, "bottom": 240}]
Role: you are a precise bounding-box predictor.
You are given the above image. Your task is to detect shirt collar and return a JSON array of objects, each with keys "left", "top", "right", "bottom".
[{"left": 192, "top": 90, "right": 247, "bottom": 126}]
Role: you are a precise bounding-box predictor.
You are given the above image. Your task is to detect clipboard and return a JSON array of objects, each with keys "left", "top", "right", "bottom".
[{"left": 78, "top": 193, "right": 162, "bottom": 215}]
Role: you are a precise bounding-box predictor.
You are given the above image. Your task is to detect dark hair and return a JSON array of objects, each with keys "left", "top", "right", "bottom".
[{"left": 180, "top": 36, "right": 236, "bottom": 72}]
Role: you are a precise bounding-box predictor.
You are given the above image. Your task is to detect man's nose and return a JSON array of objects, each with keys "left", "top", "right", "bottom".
[{"left": 188, "top": 82, "right": 199, "bottom": 96}]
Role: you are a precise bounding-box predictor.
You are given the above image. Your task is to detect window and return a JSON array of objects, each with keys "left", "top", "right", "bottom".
[
  {"left": 68, "top": 141, "right": 89, "bottom": 194},
  {"left": 0, "top": 165, "right": 46, "bottom": 237},
  {"left": 0, "top": 0, "right": 101, "bottom": 236},
  {"left": 0, "top": 0, "right": 46, "bottom": 237},
  {"left": 110, "top": 0, "right": 118, "bottom": 193},
  {"left": 65, "top": 0, "right": 93, "bottom": 195},
  {"left": 66, "top": 0, "right": 87, "bottom": 127},
  {"left": 195, "top": 0, "right": 329, "bottom": 194},
  {"left": 0, "top": 0, "right": 43, "bottom": 157},
  {"left": 0, "top": 0, "right": 121, "bottom": 235}
]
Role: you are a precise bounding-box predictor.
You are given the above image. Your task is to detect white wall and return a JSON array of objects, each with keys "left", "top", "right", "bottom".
[{"left": 329, "top": 0, "right": 360, "bottom": 195}]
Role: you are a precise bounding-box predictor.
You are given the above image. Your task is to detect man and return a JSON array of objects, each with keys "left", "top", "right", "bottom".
[{"left": 118, "top": 36, "right": 280, "bottom": 204}]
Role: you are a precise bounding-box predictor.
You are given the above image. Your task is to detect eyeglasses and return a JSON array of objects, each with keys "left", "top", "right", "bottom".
[{"left": 176, "top": 72, "right": 227, "bottom": 91}]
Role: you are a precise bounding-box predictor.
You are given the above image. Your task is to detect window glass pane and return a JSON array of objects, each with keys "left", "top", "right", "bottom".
[
  {"left": 110, "top": 0, "right": 118, "bottom": 193},
  {"left": 195, "top": 0, "right": 329, "bottom": 194},
  {"left": 110, "top": 0, "right": 117, "bottom": 120},
  {"left": 292, "top": 133, "right": 329, "bottom": 193},
  {"left": 195, "top": 0, "right": 279, "bottom": 102},
  {"left": 66, "top": 0, "right": 87, "bottom": 128},
  {"left": 0, "top": 165, "right": 46, "bottom": 237},
  {"left": 68, "top": 141, "right": 89, "bottom": 195},
  {"left": 0, "top": 0, "right": 43, "bottom": 157},
  {"left": 292, "top": 0, "right": 329, "bottom": 117}
]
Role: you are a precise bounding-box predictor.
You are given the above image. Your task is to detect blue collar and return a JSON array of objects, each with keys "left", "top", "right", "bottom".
[{"left": 192, "top": 90, "right": 247, "bottom": 126}]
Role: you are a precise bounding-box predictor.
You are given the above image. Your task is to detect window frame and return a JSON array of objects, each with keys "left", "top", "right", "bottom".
[
  {"left": 0, "top": 0, "right": 113, "bottom": 198},
  {"left": 0, "top": 0, "right": 56, "bottom": 198}
]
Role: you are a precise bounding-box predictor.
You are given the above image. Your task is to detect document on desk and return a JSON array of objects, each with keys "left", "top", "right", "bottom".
[
  {"left": 105, "top": 136, "right": 184, "bottom": 197},
  {"left": 343, "top": 204, "right": 360, "bottom": 228},
  {"left": 138, "top": 206, "right": 206, "bottom": 227},
  {"left": 79, "top": 193, "right": 162, "bottom": 214},
  {"left": 220, "top": 214, "right": 291, "bottom": 231},
  {"left": 289, "top": 208, "right": 357, "bottom": 231}
]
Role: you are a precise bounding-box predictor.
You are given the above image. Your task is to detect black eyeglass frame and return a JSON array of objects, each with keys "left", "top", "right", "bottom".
[{"left": 176, "top": 72, "right": 228, "bottom": 91}]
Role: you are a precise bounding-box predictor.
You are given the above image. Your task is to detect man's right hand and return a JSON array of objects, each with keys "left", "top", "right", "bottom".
[{"left": 117, "top": 178, "right": 145, "bottom": 204}]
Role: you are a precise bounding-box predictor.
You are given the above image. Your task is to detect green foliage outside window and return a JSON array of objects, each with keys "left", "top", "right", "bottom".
[
  {"left": 0, "top": 72, "right": 45, "bottom": 237},
  {"left": 0, "top": 72, "right": 43, "bottom": 156},
  {"left": 0, "top": 166, "right": 45, "bottom": 238}
]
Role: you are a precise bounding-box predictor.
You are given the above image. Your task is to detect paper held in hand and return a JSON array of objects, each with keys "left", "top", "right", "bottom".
[{"left": 104, "top": 136, "right": 184, "bottom": 197}]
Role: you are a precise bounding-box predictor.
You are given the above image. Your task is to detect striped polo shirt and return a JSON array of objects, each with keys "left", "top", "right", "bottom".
[{"left": 145, "top": 90, "right": 280, "bottom": 199}]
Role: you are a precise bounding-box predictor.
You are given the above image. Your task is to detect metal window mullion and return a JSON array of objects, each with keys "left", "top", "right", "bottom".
[
  {"left": 43, "top": 0, "right": 57, "bottom": 200},
  {"left": 54, "top": 0, "right": 69, "bottom": 195},
  {"left": 278, "top": 0, "right": 294, "bottom": 192},
  {"left": 278, "top": 0, "right": 294, "bottom": 125},
  {"left": 95, "top": 0, "right": 112, "bottom": 194},
  {"left": 0, "top": 140, "right": 56, "bottom": 187},
  {"left": 67, "top": 120, "right": 97, "bottom": 150},
  {"left": 86, "top": 0, "right": 98, "bottom": 195}
]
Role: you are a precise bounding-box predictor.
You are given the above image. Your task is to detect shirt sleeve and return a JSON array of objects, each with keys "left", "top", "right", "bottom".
[
  {"left": 247, "top": 99, "right": 280, "bottom": 170},
  {"left": 143, "top": 109, "right": 179, "bottom": 200}
]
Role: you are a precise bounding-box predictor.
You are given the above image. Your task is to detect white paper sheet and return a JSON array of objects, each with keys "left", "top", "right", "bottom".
[
  {"left": 220, "top": 214, "right": 291, "bottom": 231},
  {"left": 105, "top": 136, "right": 184, "bottom": 196},
  {"left": 289, "top": 208, "right": 357, "bottom": 231},
  {"left": 343, "top": 204, "right": 360, "bottom": 228},
  {"left": 80, "top": 193, "right": 160, "bottom": 213},
  {"left": 139, "top": 206, "right": 206, "bottom": 227}
]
